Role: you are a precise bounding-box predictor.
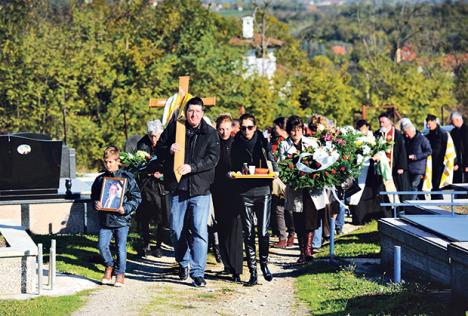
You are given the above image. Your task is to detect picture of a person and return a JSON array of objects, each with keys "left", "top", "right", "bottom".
[{"left": 102, "top": 181, "right": 122, "bottom": 209}]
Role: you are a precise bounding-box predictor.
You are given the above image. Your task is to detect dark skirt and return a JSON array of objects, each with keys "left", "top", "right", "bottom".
[
  {"left": 136, "top": 177, "right": 169, "bottom": 226},
  {"left": 293, "top": 190, "right": 322, "bottom": 234},
  {"left": 212, "top": 187, "right": 243, "bottom": 274}
]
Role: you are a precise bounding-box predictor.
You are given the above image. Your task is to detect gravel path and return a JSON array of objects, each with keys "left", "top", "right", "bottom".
[{"left": 73, "top": 239, "right": 310, "bottom": 316}]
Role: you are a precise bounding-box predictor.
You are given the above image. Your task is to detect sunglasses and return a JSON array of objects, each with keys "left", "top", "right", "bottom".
[{"left": 240, "top": 125, "right": 255, "bottom": 131}]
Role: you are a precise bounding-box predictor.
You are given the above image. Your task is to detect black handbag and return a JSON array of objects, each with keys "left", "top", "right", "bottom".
[{"left": 343, "top": 179, "right": 361, "bottom": 199}]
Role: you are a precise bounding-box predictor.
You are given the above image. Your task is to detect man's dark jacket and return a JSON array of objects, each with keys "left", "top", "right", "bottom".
[
  {"left": 155, "top": 119, "right": 220, "bottom": 196},
  {"left": 451, "top": 123, "right": 468, "bottom": 182},
  {"left": 91, "top": 169, "right": 142, "bottom": 228},
  {"left": 405, "top": 131, "right": 432, "bottom": 175}
]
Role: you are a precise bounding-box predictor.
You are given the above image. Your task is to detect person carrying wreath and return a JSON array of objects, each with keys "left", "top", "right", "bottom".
[
  {"left": 279, "top": 115, "right": 322, "bottom": 263},
  {"left": 231, "top": 113, "right": 278, "bottom": 286}
]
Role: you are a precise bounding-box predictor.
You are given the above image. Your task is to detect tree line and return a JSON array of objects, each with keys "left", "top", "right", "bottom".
[{"left": 0, "top": 0, "right": 464, "bottom": 170}]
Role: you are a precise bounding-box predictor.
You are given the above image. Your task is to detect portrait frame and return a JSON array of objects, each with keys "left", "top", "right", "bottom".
[{"left": 99, "top": 177, "right": 127, "bottom": 212}]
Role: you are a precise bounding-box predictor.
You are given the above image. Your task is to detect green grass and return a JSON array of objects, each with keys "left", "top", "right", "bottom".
[
  {"left": 0, "top": 290, "right": 92, "bottom": 316},
  {"left": 0, "top": 233, "right": 108, "bottom": 315},
  {"left": 296, "top": 221, "right": 450, "bottom": 315},
  {"left": 315, "top": 220, "right": 380, "bottom": 259},
  {"left": 296, "top": 263, "right": 448, "bottom": 315},
  {"left": 32, "top": 232, "right": 141, "bottom": 280},
  {"left": 0, "top": 232, "right": 142, "bottom": 315}
]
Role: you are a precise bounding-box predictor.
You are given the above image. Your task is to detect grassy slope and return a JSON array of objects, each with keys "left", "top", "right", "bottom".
[{"left": 295, "top": 221, "right": 449, "bottom": 315}]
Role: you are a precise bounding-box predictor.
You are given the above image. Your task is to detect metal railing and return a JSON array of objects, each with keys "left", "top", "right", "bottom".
[{"left": 379, "top": 190, "right": 468, "bottom": 217}]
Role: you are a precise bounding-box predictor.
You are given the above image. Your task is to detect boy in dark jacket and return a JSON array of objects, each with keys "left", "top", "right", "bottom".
[{"left": 91, "top": 146, "right": 141, "bottom": 287}]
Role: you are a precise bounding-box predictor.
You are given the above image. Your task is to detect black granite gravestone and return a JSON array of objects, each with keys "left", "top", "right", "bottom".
[{"left": 0, "top": 133, "right": 62, "bottom": 197}]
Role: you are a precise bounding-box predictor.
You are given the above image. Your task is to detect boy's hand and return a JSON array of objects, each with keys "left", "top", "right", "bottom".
[
  {"left": 95, "top": 201, "right": 103, "bottom": 210},
  {"left": 117, "top": 206, "right": 125, "bottom": 215}
]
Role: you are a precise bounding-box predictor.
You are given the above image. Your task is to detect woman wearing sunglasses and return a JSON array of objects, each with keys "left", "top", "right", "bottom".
[{"left": 231, "top": 113, "right": 278, "bottom": 286}]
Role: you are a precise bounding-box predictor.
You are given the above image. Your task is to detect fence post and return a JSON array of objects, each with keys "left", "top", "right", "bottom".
[
  {"left": 394, "top": 245, "right": 401, "bottom": 283},
  {"left": 38, "top": 243, "right": 43, "bottom": 295},
  {"left": 330, "top": 218, "right": 335, "bottom": 262},
  {"left": 392, "top": 193, "right": 397, "bottom": 218},
  {"left": 49, "top": 239, "right": 56, "bottom": 290},
  {"left": 451, "top": 192, "right": 455, "bottom": 216}
]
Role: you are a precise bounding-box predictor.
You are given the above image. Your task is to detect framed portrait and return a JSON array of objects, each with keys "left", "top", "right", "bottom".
[{"left": 99, "top": 177, "right": 127, "bottom": 212}]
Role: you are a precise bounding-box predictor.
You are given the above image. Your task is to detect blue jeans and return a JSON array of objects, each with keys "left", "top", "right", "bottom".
[
  {"left": 98, "top": 226, "right": 129, "bottom": 274},
  {"left": 335, "top": 204, "right": 345, "bottom": 233},
  {"left": 313, "top": 218, "right": 322, "bottom": 249},
  {"left": 408, "top": 173, "right": 423, "bottom": 201},
  {"left": 169, "top": 192, "right": 210, "bottom": 278}
]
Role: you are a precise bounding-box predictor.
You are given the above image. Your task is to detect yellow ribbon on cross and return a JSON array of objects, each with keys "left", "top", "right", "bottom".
[{"left": 163, "top": 92, "right": 193, "bottom": 182}]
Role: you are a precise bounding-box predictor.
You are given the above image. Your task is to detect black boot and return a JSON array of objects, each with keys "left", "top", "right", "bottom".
[
  {"left": 260, "top": 262, "right": 273, "bottom": 282},
  {"left": 213, "top": 244, "right": 222, "bottom": 263},
  {"left": 244, "top": 269, "right": 257, "bottom": 286}
]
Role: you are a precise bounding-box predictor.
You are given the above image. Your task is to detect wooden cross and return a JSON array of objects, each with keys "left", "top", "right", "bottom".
[{"left": 148, "top": 76, "right": 216, "bottom": 182}]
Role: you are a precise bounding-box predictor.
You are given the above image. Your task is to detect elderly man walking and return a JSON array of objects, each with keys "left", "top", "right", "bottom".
[
  {"left": 401, "top": 120, "right": 432, "bottom": 200},
  {"left": 156, "top": 97, "right": 220, "bottom": 287}
]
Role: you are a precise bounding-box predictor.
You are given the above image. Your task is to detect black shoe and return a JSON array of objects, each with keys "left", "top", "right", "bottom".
[
  {"left": 153, "top": 247, "right": 162, "bottom": 258},
  {"left": 244, "top": 271, "right": 257, "bottom": 287},
  {"left": 192, "top": 276, "right": 207, "bottom": 287},
  {"left": 260, "top": 263, "right": 273, "bottom": 282},
  {"left": 178, "top": 266, "right": 189, "bottom": 280},
  {"left": 216, "top": 267, "right": 231, "bottom": 276},
  {"left": 231, "top": 274, "right": 241, "bottom": 283}
]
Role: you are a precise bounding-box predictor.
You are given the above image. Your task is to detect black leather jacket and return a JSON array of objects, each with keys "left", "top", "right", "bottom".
[{"left": 91, "top": 169, "right": 142, "bottom": 228}]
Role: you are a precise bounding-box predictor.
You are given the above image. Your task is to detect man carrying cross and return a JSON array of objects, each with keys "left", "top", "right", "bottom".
[{"left": 156, "top": 96, "right": 220, "bottom": 287}]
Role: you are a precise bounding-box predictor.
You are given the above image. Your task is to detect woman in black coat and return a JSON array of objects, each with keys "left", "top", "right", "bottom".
[
  {"left": 212, "top": 115, "right": 243, "bottom": 282},
  {"left": 231, "top": 113, "right": 278, "bottom": 286},
  {"left": 135, "top": 121, "right": 169, "bottom": 258}
]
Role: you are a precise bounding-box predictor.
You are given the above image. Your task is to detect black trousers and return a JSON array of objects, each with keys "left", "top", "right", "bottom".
[{"left": 239, "top": 194, "right": 271, "bottom": 272}]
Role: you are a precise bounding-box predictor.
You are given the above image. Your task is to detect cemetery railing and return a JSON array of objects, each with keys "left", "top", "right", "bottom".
[{"left": 379, "top": 190, "right": 468, "bottom": 217}]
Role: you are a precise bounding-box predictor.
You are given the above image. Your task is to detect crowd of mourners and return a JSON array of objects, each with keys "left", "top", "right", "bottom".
[{"left": 90, "top": 97, "right": 468, "bottom": 288}]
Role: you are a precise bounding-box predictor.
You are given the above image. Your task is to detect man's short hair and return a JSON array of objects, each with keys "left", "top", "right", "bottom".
[
  {"left": 147, "top": 120, "right": 163, "bottom": 135},
  {"left": 103, "top": 146, "right": 120, "bottom": 160},
  {"left": 216, "top": 114, "right": 232, "bottom": 128},
  {"left": 401, "top": 120, "right": 415, "bottom": 132},
  {"left": 378, "top": 112, "right": 391, "bottom": 120},
  {"left": 185, "top": 97, "right": 205, "bottom": 112},
  {"left": 426, "top": 114, "right": 437, "bottom": 122},
  {"left": 239, "top": 113, "right": 257, "bottom": 126},
  {"left": 450, "top": 111, "right": 463, "bottom": 121},
  {"left": 286, "top": 115, "right": 304, "bottom": 134}
]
